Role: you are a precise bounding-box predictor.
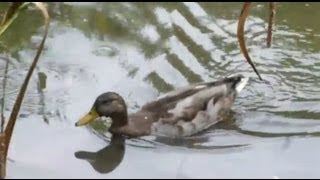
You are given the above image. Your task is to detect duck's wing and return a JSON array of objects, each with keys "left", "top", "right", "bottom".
[
  {"left": 143, "top": 75, "right": 249, "bottom": 137},
  {"left": 141, "top": 75, "right": 247, "bottom": 114},
  {"left": 150, "top": 97, "right": 222, "bottom": 137},
  {"left": 141, "top": 80, "right": 221, "bottom": 112}
]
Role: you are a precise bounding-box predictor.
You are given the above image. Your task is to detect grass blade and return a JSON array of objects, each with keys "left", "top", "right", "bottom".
[
  {"left": 4, "top": 1, "right": 49, "bottom": 157},
  {"left": 267, "top": 2, "right": 276, "bottom": 48},
  {"left": 0, "top": 55, "right": 10, "bottom": 134},
  {"left": 0, "top": 2, "right": 24, "bottom": 25},
  {"left": 237, "top": 2, "right": 262, "bottom": 80},
  {"left": 0, "top": 2, "right": 50, "bottom": 178},
  {"left": 0, "top": 2, "right": 31, "bottom": 37}
]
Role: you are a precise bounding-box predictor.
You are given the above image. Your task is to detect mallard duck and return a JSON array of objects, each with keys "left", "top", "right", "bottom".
[{"left": 75, "top": 75, "right": 249, "bottom": 138}]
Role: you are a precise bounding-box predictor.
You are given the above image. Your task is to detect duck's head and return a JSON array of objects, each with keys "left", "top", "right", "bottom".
[
  {"left": 75, "top": 92, "right": 128, "bottom": 127},
  {"left": 225, "top": 74, "right": 249, "bottom": 94}
]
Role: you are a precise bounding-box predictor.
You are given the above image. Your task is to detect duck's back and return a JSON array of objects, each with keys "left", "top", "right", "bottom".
[{"left": 139, "top": 75, "right": 248, "bottom": 138}]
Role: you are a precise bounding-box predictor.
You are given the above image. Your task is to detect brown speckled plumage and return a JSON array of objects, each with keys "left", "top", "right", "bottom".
[{"left": 76, "top": 75, "right": 249, "bottom": 138}]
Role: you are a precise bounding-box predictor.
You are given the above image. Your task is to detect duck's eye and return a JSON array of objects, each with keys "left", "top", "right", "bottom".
[{"left": 101, "top": 100, "right": 112, "bottom": 105}]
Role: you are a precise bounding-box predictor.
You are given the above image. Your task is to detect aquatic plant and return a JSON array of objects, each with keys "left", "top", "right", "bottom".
[
  {"left": 0, "top": 2, "right": 49, "bottom": 178},
  {"left": 237, "top": 2, "right": 276, "bottom": 80}
]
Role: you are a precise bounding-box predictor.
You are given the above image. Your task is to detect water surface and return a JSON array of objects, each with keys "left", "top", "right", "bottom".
[{"left": 1, "top": 2, "right": 320, "bottom": 178}]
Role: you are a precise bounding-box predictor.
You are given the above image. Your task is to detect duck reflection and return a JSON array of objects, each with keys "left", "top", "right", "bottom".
[{"left": 74, "top": 134, "right": 126, "bottom": 174}]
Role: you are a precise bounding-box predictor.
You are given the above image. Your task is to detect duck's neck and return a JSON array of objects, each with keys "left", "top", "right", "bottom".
[{"left": 110, "top": 110, "right": 128, "bottom": 128}]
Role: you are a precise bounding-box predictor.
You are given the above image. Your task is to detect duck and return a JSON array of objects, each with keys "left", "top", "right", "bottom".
[{"left": 75, "top": 75, "right": 249, "bottom": 138}]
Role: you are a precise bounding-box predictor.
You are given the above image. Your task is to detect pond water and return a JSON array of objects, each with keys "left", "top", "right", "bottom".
[{"left": 1, "top": 2, "right": 320, "bottom": 178}]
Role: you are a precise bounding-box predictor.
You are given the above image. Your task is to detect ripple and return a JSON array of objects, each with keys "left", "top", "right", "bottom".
[{"left": 5, "top": 1, "right": 320, "bottom": 162}]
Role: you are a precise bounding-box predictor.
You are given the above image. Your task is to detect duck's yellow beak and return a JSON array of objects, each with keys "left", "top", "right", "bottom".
[{"left": 75, "top": 109, "right": 99, "bottom": 127}]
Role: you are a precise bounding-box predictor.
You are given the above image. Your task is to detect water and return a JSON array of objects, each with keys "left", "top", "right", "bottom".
[{"left": 1, "top": 2, "right": 320, "bottom": 178}]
